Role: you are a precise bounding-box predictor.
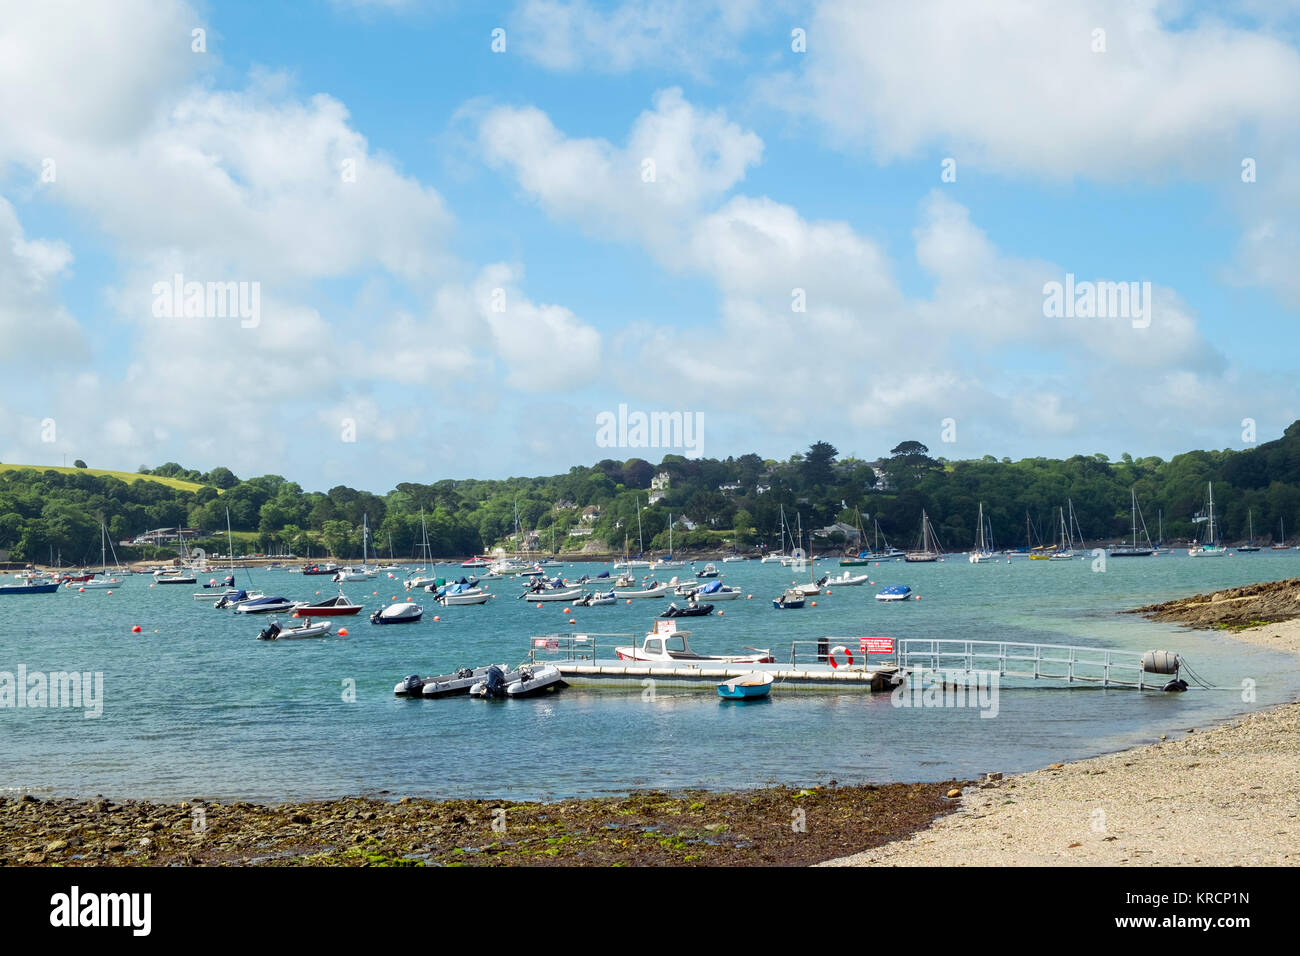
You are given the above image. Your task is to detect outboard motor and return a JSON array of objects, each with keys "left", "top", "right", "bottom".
[
  {"left": 258, "top": 622, "right": 281, "bottom": 641},
  {"left": 400, "top": 674, "right": 424, "bottom": 695},
  {"left": 483, "top": 665, "right": 507, "bottom": 698},
  {"left": 455, "top": 668, "right": 474, "bottom": 680}
]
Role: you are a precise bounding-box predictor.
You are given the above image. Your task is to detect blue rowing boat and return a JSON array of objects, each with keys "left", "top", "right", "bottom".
[{"left": 717, "top": 671, "right": 774, "bottom": 700}]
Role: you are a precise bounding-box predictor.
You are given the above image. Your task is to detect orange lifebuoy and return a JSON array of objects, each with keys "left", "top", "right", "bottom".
[{"left": 828, "top": 645, "right": 853, "bottom": 668}]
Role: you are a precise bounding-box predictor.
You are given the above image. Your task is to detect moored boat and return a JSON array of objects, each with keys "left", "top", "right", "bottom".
[
  {"left": 614, "top": 629, "right": 772, "bottom": 664},
  {"left": 717, "top": 671, "right": 774, "bottom": 700},
  {"left": 370, "top": 602, "right": 423, "bottom": 625},
  {"left": 294, "top": 594, "right": 364, "bottom": 616},
  {"left": 257, "top": 619, "right": 333, "bottom": 641},
  {"left": 875, "top": 584, "right": 913, "bottom": 602}
]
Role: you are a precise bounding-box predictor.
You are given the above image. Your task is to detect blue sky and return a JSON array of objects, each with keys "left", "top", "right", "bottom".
[{"left": 2, "top": 0, "right": 1299, "bottom": 490}]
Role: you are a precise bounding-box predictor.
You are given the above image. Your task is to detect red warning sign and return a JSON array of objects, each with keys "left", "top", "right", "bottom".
[{"left": 859, "top": 637, "right": 894, "bottom": 654}]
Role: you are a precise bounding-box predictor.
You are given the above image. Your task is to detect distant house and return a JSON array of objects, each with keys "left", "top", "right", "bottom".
[
  {"left": 674, "top": 516, "right": 698, "bottom": 531},
  {"left": 580, "top": 505, "right": 602, "bottom": 524},
  {"left": 552, "top": 499, "right": 577, "bottom": 512},
  {"left": 718, "top": 482, "right": 742, "bottom": 493},
  {"left": 755, "top": 483, "right": 771, "bottom": 495},
  {"left": 131, "top": 527, "right": 202, "bottom": 546},
  {"left": 650, "top": 472, "right": 670, "bottom": 491},
  {"left": 647, "top": 490, "right": 667, "bottom": 505},
  {"left": 567, "top": 527, "right": 593, "bottom": 537},
  {"left": 815, "top": 522, "right": 860, "bottom": 544}
]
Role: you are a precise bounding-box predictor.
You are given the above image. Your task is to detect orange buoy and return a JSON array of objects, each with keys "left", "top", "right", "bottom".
[
  {"left": 339, "top": 628, "right": 348, "bottom": 636},
  {"left": 810, "top": 601, "right": 817, "bottom": 606},
  {"left": 78, "top": 587, "right": 85, "bottom": 592},
  {"left": 132, "top": 625, "right": 142, "bottom": 633},
  {"left": 569, "top": 618, "right": 576, "bottom": 624},
  {"left": 626, "top": 599, "right": 633, "bottom": 605},
  {"left": 563, "top": 607, "right": 571, "bottom": 613},
  {"left": 537, "top": 603, "right": 544, "bottom": 609},
  {"left": 717, "top": 610, "right": 723, "bottom": 616},
  {"left": 433, "top": 616, "right": 441, "bottom": 621}
]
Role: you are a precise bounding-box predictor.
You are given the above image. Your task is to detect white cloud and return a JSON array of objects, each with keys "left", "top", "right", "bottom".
[
  {"left": 478, "top": 87, "right": 762, "bottom": 255},
  {"left": 763, "top": 0, "right": 1300, "bottom": 181},
  {"left": 0, "top": 198, "right": 87, "bottom": 363},
  {"left": 508, "top": 0, "right": 782, "bottom": 76}
]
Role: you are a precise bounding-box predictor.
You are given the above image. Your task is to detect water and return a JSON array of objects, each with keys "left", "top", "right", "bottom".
[{"left": 3, "top": 552, "right": 1299, "bottom": 802}]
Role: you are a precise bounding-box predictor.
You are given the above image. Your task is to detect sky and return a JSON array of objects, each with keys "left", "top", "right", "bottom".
[{"left": 2, "top": 0, "right": 1299, "bottom": 491}]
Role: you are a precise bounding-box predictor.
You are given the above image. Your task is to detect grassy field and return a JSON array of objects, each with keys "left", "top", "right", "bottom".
[{"left": 0, "top": 464, "right": 212, "bottom": 493}]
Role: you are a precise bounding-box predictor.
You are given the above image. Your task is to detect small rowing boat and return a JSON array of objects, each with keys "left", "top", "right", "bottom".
[{"left": 717, "top": 671, "right": 774, "bottom": 700}]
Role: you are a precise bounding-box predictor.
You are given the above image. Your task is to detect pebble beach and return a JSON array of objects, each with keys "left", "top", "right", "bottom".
[{"left": 825, "top": 584, "right": 1300, "bottom": 867}]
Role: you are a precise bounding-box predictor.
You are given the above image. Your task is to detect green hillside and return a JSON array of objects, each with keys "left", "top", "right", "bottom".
[{"left": 0, "top": 464, "right": 211, "bottom": 493}]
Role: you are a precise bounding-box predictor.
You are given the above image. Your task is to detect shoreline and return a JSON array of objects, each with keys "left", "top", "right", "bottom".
[
  {"left": 6, "top": 578, "right": 1299, "bottom": 867},
  {"left": 823, "top": 582, "right": 1300, "bottom": 867},
  {"left": 0, "top": 781, "right": 966, "bottom": 867}
]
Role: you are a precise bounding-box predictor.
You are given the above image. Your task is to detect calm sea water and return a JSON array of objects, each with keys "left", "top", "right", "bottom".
[{"left": 3, "top": 552, "right": 1299, "bottom": 802}]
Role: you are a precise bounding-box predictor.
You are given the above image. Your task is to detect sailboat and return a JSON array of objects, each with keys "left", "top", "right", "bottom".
[
  {"left": 905, "top": 510, "right": 941, "bottom": 562},
  {"left": 840, "top": 510, "right": 875, "bottom": 565},
  {"left": 1049, "top": 503, "right": 1078, "bottom": 560},
  {"left": 614, "top": 498, "right": 652, "bottom": 569},
  {"left": 405, "top": 511, "right": 442, "bottom": 590},
  {"left": 1188, "top": 483, "right": 1228, "bottom": 557},
  {"left": 1153, "top": 509, "right": 1169, "bottom": 554},
  {"left": 79, "top": 524, "right": 125, "bottom": 589},
  {"left": 1110, "top": 489, "right": 1155, "bottom": 557},
  {"left": 653, "top": 514, "right": 684, "bottom": 570},
  {"left": 793, "top": 514, "right": 826, "bottom": 594},
  {"left": 1273, "top": 518, "right": 1291, "bottom": 550},
  {"left": 969, "top": 503, "right": 996, "bottom": 563},
  {"left": 762, "top": 506, "right": 790, "bottom": 563},
  {"left": 1238, "top": 509, "right": 1261, "bottom": 552}
]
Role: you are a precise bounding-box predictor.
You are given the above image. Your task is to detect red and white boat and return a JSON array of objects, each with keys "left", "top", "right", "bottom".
[{"left": 293, "top": 594, "right": 363, "bottom": 616}]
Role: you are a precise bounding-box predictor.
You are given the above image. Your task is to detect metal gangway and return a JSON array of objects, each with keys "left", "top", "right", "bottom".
[{"left": 883, "top": 638, "right": 1178, "bottom": 689}]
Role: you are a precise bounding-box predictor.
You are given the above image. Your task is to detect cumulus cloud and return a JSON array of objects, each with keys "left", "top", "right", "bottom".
[{"left": 762, "top": 0, "right": 1300, "bottom": 181}]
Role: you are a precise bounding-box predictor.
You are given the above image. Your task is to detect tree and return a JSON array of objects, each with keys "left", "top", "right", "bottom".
[
  {"left": 801, "top": 441, "right": 838, "bottom": 490},
  {"left": 733, "top": 508, "right": 755, "bottom": 546},
  {"left": 73, "top": 460, "right": 87, "bottom": 469}
]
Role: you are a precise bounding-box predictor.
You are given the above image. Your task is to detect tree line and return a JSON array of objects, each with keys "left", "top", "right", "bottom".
[{"left": 1, "top": 422, "right": 1297, "bottom": 564}]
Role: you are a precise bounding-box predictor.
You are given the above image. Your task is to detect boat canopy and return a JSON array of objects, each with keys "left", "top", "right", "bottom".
[{"left": 696, "top": 580, "right": 723, "bottom": 594}]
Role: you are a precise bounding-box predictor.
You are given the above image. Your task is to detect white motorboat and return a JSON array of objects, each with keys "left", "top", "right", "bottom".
[
  {"left": 694, "top": 564, "right": 720, "bottom": 578},
  {"left": 370, "top": 602, "right": 424, "bottom": 625},
  {"left": 760, "top": 553, "right": 787, "bottom": 564},
  {"left": 76, "top": 576, "right": 124, "bottom": 590},
  {"left": 153, "top": 570, "right": 197, "bottom": 584},
  {"left": 612, "top": 580, "right": 672, "bottom": 599},
  {"left": 826, "top": 571, "right": 869, "bottom": 587},
  {"left": 232, "top": 595, "right": 299, "bottom": 614},
  {"left": 614, "top": 629, "right": 773, "bottom": 664},
  {"left": 721, "top": 555, "right": 747, "bottom": 563},
  {"left": 875, "top": 584, "right": 913, "bottom": 602},
  {"left": 522, "top": 585, "right": 584, "bottom": 603},
  {"left": 333, "top": 567, "right": 371, "bottom": 582},
  {"left": 257, "top": 619, "right": 333, "bottom": 641},
  {"left": 677, "top": 580, "right": 741, "bottom": 601},
  {"left": 574, "top": 590, "right": 617, "bottom": 607},
  {"left": 437, "top": 586, "right": 490, "bottom": 606}
]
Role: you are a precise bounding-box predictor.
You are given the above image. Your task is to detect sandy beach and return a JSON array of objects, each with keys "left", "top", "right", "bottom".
[{"left": 824, "top": 608, "right": 1300, "bottom": 867}]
